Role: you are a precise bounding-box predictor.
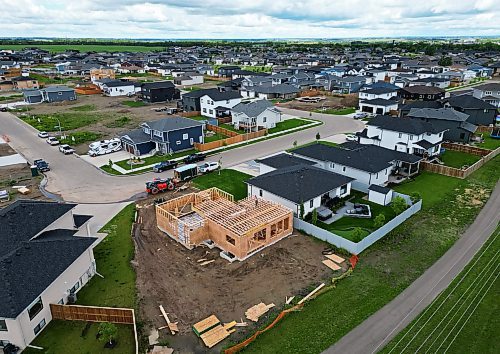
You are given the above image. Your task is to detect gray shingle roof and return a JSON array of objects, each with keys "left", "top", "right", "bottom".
[
  {"left": 360, "top": 98, "right": 399, "bottom": 106},
  {"left": 408, "top": 108, "right": 469, "bottom": 122},
  {"left": 142, "top": 116, "right": 204, "bottom": 131},
  {"left": 257, "top": 153, "right": 316, "bottom": 169},
  {"left": 446, "top": 95, "right": 496, "bottom": 110},
  {"left": 367, "top": 115, "right": 444, "bottom": 134},
  {"left": 231, "top": 100, "right": 278, "bottom": 117},
  {"left": 247, "top": 165, "right": 353, "bottom": 204}
]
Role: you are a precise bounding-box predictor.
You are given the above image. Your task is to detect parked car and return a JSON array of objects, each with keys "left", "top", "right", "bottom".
[
  {"left": 345, "top": 134, "right": 358, "bottom": 142},
  {"left": 153, "top": 160, "right": 179, "bottom": 173},
  {"left": 38, "top": 131, "right": 49, "bottom": 138},
  {"left": 353, "top": 112, "right": 368, "bottom": 119},
  {"left": 198, "top": 161, "right": 219, "bottom": 174},
  {"left": 59, "top": 144, "right": 75, "bottom": 155},
  {"left": 46, "top": 137, "right": 60, "bottom": 146},
  {"left": 1, "top": 107, "right": 8, "bottom": 112},
  {"left": 183, "top": 153, "right": 206, "bottom": 164},
  {"left": 34, "top": 159, "right": 50, "bottom": 172}
]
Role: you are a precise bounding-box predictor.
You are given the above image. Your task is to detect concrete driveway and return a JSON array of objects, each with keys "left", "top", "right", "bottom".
[{"left": 0, "top": 108, "right": 363, "bottom": 203}]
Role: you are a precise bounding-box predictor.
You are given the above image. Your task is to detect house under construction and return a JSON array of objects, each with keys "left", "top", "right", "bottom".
[{"left": 155, "top": 188, "right": 293, "bottom": 261}]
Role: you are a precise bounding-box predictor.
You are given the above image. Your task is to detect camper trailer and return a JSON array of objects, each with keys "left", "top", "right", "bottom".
[{"left": 88, "top": 138, "right": 122, "bottom": 157}]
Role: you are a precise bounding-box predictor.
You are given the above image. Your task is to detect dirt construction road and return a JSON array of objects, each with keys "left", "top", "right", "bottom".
[
  {"left": 0, "top": 109, "right": 363, "bottom": 203},
  {"left": 324, "top": 181, "right": 500, "bottom": 354}
]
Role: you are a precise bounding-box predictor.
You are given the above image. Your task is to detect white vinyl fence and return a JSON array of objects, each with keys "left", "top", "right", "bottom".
[{"left": 294, "top": 193, "right": 422, "bottom": 254}]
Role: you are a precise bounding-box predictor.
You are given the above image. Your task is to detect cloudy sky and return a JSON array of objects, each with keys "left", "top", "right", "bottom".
[{"left": 0, "top": 0, "right": 498, "bottom": 39}]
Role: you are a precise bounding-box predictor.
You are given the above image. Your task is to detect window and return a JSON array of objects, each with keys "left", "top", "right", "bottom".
[
  {"left": 70, "top": 281, "right": 80, "bottom": 294},
  {"left": 485, "top": 91, "right": 492, "bottom": 95},
  {"left": 309, "top": 200, "right": 314, "bottom": 208},
  {"left": 144, "top": 128, "right": 150, "bottom": 134},
  {"left": 439, "top": 132, "right": 443, "bottom": 137},
  {"left": 409, "top": 135, "right": 413, "bottom": 140},
  {"left": 263, "top": 117, "right": 266, "bottom": 123},
  {"left": 484, "top": 109, "right": 489, "bottom": 113},
  {"left": 154, "top": 130, "right": 162, "bottom": 137},
  {"left": 203, "top": 108, "right": 207, "bottom": 113},
  {"left": 340, "top": 184, "right": 347, "bottom": 195},
  {"left": 176, "top": 140, "right": 181, "bottom": 145},
  {"left": 200, "top": 98, "right": 204, "bottom": 103},
  {"left": 190, "top": 138, "right": 194, "bottom": 145},
  {"left": 329, "top": 162, "right": 335, "bottom": 169},
  {"left": 259, "top": 189, "right": 263, "bottom": 197},
  {"left": 0, "top": 320, "right": 7, "bottom": 332},
  {"left": 226, "top": 235, "right": 235, "bottom": 245},
  {"left": 376, "top": 173, "right": 379, "bottom": 178},
  {"left": 398, "top": 133, "right": 402, "bottom": 138},
  {"left": 283, "top": 217, "right": 289, "bottom": 230},
  {"left": 342, "top": 166, "right": 346, "bottom": 172},
  {"left": 33, "top": 319, "right": 46, "bottom": 335},
  {"left": 182, "top": 133, "right": 188, "bottom": 140},
  {"left": 209, "top": 109, "right": 213, "bottom": 115},
  {"left": 28, "top": 297, "right": 43, "bottom": 320},
  {"left": 58, "top": 92, "right": 62, "bottom": 95}
]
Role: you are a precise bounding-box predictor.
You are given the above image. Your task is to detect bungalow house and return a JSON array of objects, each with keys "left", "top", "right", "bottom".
[
  {"left": 231, "top": 100, "right": 282, "bottom": 132},
  {"left": 173, "top": 72, "right": 204, "bottom": 86},
  {"left": 292, "top": 142, "right": 422, "bottom": 191},
  {"left": 246, "top": 164, "right": 353, "bottom": 217},
  {"left": 200, "top": 90, "right": 242, "bottom": 118},
  {"left": 140, "top": 81, "right": 180, "bottom": 103},
  {"left": 472, "top": 83, "right": 500, "bottom": 108},
  {"left": 23, "top": 86, "right": 76, "bottom": 104},
  {"left": 399, "top": 86, "right": 445, "bottom": 101},
  {"left": 100, "top": 80, "right": 136, "bottom": 97},
  {"left": 120, "top": 116, "right": 204, "bottom": 156},
  {"left": 443, "top": 95, "right": 497, "bottom": 126},
  {"left": 407, "top": 108, "right": 476, "bottom": 143},
  {"left": 0, "top": 201, "right": 97, "bottom": 350},
  {"left": 408, "top": 77, "right": 450, "bottom": 89},
  {"left": 357, "top": 115, "right": 446, "bottom": 157}
]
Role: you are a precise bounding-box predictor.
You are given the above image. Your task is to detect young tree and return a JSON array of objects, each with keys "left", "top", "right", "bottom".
[
  {"left": 311, "top": 208, "right": 318, "bottom": 225},
  {"left": 351, "top": 227, "right": 365, "bottom": 243},
  {"left": 373, "top": 213, "right": 386, "bottom": 228},
  {"left": 98, "top": 322, "right": 118, "bottom": 346},
  {"left": 391, "top": 196, "right": 408, "bottom": 215},
  {"left": 316, "top": 132, "right": 321, "bottom": 141},
  {"left": 108, "top": 159, "right": 113, "bottom": 169},
  {"left": 292, "top": 140, "right": 298, "bottom": 149},
  {"left": 299, "top": 202, "right": 305, "bottom": 220}
]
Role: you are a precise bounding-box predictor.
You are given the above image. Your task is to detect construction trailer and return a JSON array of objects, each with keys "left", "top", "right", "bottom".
[{"left": 155, "top": 187, "right": 293, "bottom": 261}]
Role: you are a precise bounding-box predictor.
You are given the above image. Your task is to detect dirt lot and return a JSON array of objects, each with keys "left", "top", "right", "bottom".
[
  {"left": 0, "top": 163, "right": 47, "bottom": 205},
  {"left": 134, "top": 194, "right": 344, "bottom": 353},
  {"left": 278, "top": 94, "right": 357, "bottom": 111},
  {"left": 0, "top": 144, "right": 16, "bottom": 157}
]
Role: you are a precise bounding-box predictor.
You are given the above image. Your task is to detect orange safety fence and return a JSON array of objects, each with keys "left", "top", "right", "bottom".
[{"left": 224, "top": 263, "right": 356, "bottom": 354}]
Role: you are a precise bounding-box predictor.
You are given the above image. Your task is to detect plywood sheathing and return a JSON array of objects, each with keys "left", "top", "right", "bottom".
[
  {"left": 322, "top": 259, "right": 341, "bottom": 271},
  {"left": 245, "top": 303, "right": 275, "bottom": 322},
  {"left": 192, "top": 315, "right": 220, "bottom": 337},
  {"left": 325, "top": 254, "right": 345, "bottom": 264}
]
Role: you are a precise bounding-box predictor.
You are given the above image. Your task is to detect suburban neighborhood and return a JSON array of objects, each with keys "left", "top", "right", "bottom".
[{"left": 0, "top": 3, "right": 499, "bottom": 354}]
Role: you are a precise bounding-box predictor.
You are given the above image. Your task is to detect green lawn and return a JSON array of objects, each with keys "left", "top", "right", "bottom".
[
  {"left": 21, "top": 112, "right": 101, "bottom": 132},
  {"left": 59, "top": 131, "right": 102, "bottom": 145},
  {"left": 382, "top": 227, "right": 500, "bottom": 354},
  {"left": 0, "top": 94, "right": 23, "bottom": 101},
  {"left": 187, "top": 115, "right": 209, "bottom": 121},
  {"left": 476, "top": 135, "right": 500, "bottom": 150},
  {"left": 440, "top": 150, "right": 481, "bottom": 168},
  {"left": 267, "top": 118, "right": 311, "bottom": 134},
  {"left": 24, "top": 204, "right": 137, "bottom": 354},
  {"left": 69, "top": 104, "right": 97, "bottom": 112},
  {"left": 220, "top": 123, "right": 245, "bottom": 134},
  {"left": 104, "top": 116, "right": 132, "bottom": 128},
  {"left": 241, "top": 156, "right": 499, "bottom": 354},
  {"left": 29, "top": 73, "right": 80, "bottom": 85},
  {"left": 204, "top": 132, "right": 228, "bottom": 143},
  {"left": 122, "top": 100, "right": 146, "bottom": 108},
  {"left": 193, "top": 169, "right": 251, "bottom": 200},
  {"left": 314, "top": 107, "right": 356, "bottom": 115},
  {"left": 114, "top": 149, "right": 197, "bottom": 170}
]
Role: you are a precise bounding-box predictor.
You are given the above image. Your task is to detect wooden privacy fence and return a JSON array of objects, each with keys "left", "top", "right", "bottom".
[
  {"left": 178, "top": 110, "right": 201, "bottom": 118},
  {"left": 207, "top": 123, "right": 239, "bottom": 137},
  {"left": 195, "top": 126, "right": 268, "bottom": 152},
  {"left": 442, "top": 142, "right": 492, "bottom": 156},
  {"left": 475, "top": 126, "right": 495, "bottom": 134},
  {"left": 422, "top": 145, "right": 500, "bottom": 179},
  {"left": 50, "top": 304, "right": 134, "bottom": 324}
]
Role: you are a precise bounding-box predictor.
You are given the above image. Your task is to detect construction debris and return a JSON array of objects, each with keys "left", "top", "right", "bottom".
[
  {"left": 192, "top": 315, "right": 237, "bottom": 348},
  {"left": 325, "top": 254, "right": 345, "bottom": 264},
  {"left": 298, "top": 283, "right": 325, "bottom": 305},
  {"left": 322, "top": 259, "right": 341, "bottom": 271},
  {"left": 193, "top": 315, "right": 221, "bottom": 337},
  {"left": 285, "top": 296, "right": 295, "bottom": 305},
  {"left": 200, "top": 324, "right": 231, "bottom": 348},
  {"left": 159, "top": 305, "right": 179, "bottom": 335},
  {"left": 245, "top": 302, "right": 275, "bottom": 322},
  {"left": 199, "top": 259, "right": 215, "bottom": 266}
]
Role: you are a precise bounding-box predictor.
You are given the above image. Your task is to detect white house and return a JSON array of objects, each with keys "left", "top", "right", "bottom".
[
  {"left": 173, "top": 72, "right": 204, "bottom": 86},
  {"left": 231, "top": 100, "right": 281, "bottom": 132},
  {"left": 0, "top": 201, "right": 98, "bottom": 350},
  {"left": 358, "top": 99, "right": 399, "bottom": 116},
  {"left": 246, "top": 164, "right": 353, "bottom": 216},
  {"left": 200, "top": 90, "right": 242, "bottom": 118},
  {"left": 357, "top": 115, "right": 446, "bottom": 157},
  {"left": 96, "top": 79, "right": 136, "bottom": 97},
  {"left": 358, "top": 87, "right": 398, "bottom": 100}
]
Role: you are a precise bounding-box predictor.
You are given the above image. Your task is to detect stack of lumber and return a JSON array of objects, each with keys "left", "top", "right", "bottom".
[
  {"left": 193, "top": 315, "right": 237, "bottom": 348},
  {"left": 322, "top": 253, "right": 345, "bottom": 271},
  {"left": 245, "top": 302, "right": 275, "bottom": 322},
  {"left": 192, "top": 315, "right": 221, "bottom": 337}
]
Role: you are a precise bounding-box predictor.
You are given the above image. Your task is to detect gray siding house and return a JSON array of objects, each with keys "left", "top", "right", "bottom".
[{"left": 23, "top": 86, "right": 76, "bottom": 104}]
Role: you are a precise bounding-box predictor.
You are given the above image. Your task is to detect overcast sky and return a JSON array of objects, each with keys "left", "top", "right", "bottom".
[{"left": 0, "top": 0, "right": 498, "bottom": 39}]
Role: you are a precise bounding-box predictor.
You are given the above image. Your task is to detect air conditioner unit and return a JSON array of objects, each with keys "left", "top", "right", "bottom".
[{"left": 67, "top": 292, "right": 77, "bottom": 304}]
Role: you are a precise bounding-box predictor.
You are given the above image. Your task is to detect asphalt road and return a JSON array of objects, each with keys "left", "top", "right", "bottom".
[
  {"left": 0, "top": 109, "right": 363, "bottom": 203},
  {"left": 324, "top": 180, "right": 500, "bottom": 354}
]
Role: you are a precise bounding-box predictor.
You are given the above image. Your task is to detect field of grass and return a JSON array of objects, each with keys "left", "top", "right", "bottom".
[
  {"left": 29, "top": 73, "right": 80, "bottom": 84},
  {"left": 69, "top": 104, "right": 96, "bottom": 112},
  {"left": 241, "top": 156, "right": 499, "bottom": 354},
  {"left": 104, "top": 116, "right": 132, "bottom": 128},
  {"left": 186, "top": 115, "right": 208, "bottom": 121},
  {"left": 24, "top": 204, "right": 137, "bottom": 354},
  {"left": 1, "top": 44, "right": 166, "bottom": 53},
  {"left": 440, "top": 150, "right": 481, "bottom": 168},
  {"left": 59, "top": 131, "right": 102, "bottom": 145},
  {"left": 204, "top": 132, "right": 228, "bottom": 143},
  {"left": 193, "top": 169, "right": 251, "bottom": 200},
  {"left": 476, "top": 135, "right": 500, "bottom": 150},
  {"left": 220, "top": 123, "right": 245, "bottom": 134},
  {"left": 314, "top": 107, "right": 356, "bottom": 115},
  {"left": 382, "top": 227, "right": 500, "bottom": 354},
  {"left": 21, "top": 112, "right": 101, "bottom": 132},
  {"left": 268, "top": 118, "right": 311, "bottom": 134},
  {"left": 122, "top": 100, "right": 146, "bottom": 108},
  {"left": 0, "top": 94, "right": 23, "bottom": 101}
]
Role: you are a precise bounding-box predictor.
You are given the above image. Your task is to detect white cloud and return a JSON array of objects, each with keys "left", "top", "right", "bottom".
[{"left": 0, "top": 0, "right": 498, "bottom": 38}]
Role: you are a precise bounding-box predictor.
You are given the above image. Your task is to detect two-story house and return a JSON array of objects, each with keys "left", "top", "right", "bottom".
[
  {"left": 399, "top": 86, "right": 446, "bottom": 101},
  {"left": 120, "top": 116, "right": 204, "bottom": 156},
  {"left": 231, "top": 100, "right": 282, "bottom": 132},
  {"left": 140, "top": 81, "right": 180, "bottom": 103},
  {"left": 357, "top": 115, "right": 446, "bottom": 157},
  {"left": 443, "top": 95, "right": 497, "bottom": 126},
  {"left": 199, "top": 90, "right": 242, "bottom": 118},
  {"left": 358, "top": 87, "right": 400, "bottom": 115},
  {"left": 472, "top": 83, "right": 500, "bottom": 107}
]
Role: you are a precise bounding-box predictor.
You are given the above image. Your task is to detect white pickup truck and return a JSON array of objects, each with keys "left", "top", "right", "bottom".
[{"left": 198, "top": 161, "right": 219, "bottom": 174}]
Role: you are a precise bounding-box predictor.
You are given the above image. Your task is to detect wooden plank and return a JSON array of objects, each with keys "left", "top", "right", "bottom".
[
  {"left": 322, "top": 259, "right": 341, "bottom": 271},
  {"left": 199, "top": 260, "right": 215, "bottom": 266},
  {"left": 325, "top": 254, "right": 345, "bottom": 264},
  {"left": 298, "top": 283, "right": 326, "bottom": 305},
  {"left": 285, "top": 296, "right": 295, "bottom": 305},
  {"left": 193, "top": 315, "right": 220, "bottom": 337},
  {"left": 200, "top": 325, "right": 230, "bottom": 348},
  {"left": 223, "top": 321, "right": 237, "bottom": 330},
  {"left": 159, "top": 305, "right": 178, "bottom": 335}
]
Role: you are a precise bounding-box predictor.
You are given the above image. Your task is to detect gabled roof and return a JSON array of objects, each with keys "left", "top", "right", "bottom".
[
  {"left": 256, "top": 153, "right": 316, "bottom": 169},
  {"left": 408, "top": 108, "right": 469, "bottom": 122},
  {"left": 360, "top": 98, "right": 399, "bottom": 107},
  {"left": 141, "top": 116, "right": 204, "bottom": 132},
  {"left": 446, "top": 95, "right": 497, "bottom": 110},
  {"left": 0, "top": 201, "right": 96, "bottom": 318},
  {"left": 247, "top": 165, "right": 353, "bottom": 204},
  {"left": 367, "top": 115, "right": 444, "bottom": 134},
  {"left": 400, "top": 86, "right": 444, "bottom": 94},
  {"left": 231, "top": 99, "right": 278, "bottom": 117},
  {"left": 200, "top": 89, "right": 242, "bottom": 101},
  {"left": 472, "top": 83, "right": 500, "bottom": 92},
  {"left": 361, "top": 87, "right": 398, "bottom": 95},
  {"left": 141, "top": 81, "right": 175, "bottom": 90}
]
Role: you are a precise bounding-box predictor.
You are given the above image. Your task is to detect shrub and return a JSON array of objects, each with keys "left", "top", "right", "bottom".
[
  {"left": 312, "top": 208, "right": 318, "bottom": 225},
  {"left": 97, "top": 322, "right": 118, "bottom": 345},
  {"left": 410, "top": 192, "right": 422, "bottom": 204},
  {"left": 391, "top": 196, "right": 408, "bottom": 215},
  {"left": 351, "top": 227, "right": 365, "bottom": 242},
  {"left": 373, "top": 213, "right": 386, "bottom": 228}
]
